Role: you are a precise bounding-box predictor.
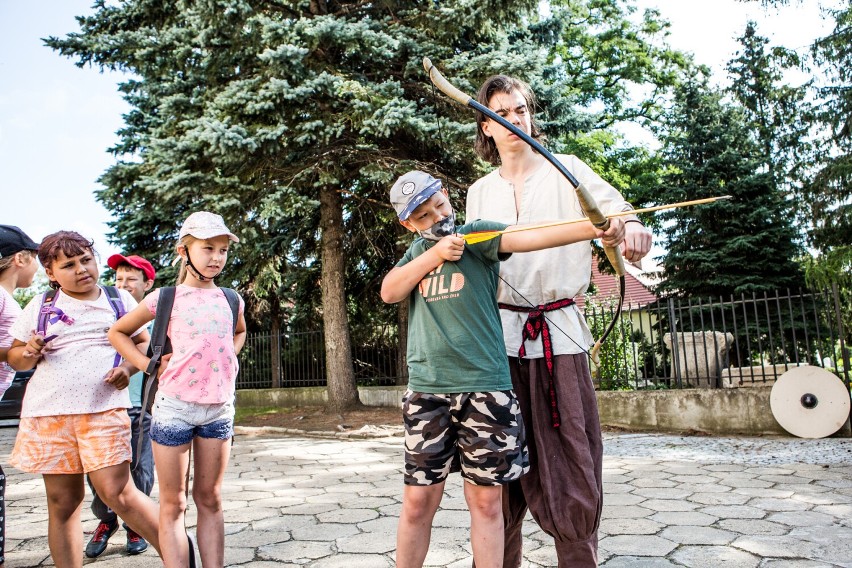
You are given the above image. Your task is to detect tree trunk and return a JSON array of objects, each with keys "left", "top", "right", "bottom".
[{"left": 319, "top": 185, "right": 360, "bottom": 411}]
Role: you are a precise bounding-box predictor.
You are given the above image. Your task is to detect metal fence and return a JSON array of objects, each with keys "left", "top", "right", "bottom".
[{"left": 237, "top": 284, "right": 850, "bottom": 392}]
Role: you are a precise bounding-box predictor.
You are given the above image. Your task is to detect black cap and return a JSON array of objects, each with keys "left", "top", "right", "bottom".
[{"left": 0, "top": 225, "right": 39, "bottom": 258}]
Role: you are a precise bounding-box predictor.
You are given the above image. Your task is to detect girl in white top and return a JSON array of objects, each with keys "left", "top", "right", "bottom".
[
  {"left": 6, "top": 231, "right": 163, "bottom": 566},
  {"left": 0, "top": 225, "right": 40, "bottom": 568},
  {"left": 110, "top": 212, "right": 246, "bottom": 568}
]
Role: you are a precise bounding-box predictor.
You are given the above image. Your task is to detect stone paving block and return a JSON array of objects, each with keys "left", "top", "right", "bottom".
[
  {"left": 640, "top": 499, "right": 700, "bottom": 512},
  {"left": 748, "top": 497, "right": 812, "bottom": 512},
  {"left": 631, "top": 487, "right": 694, "bottom": 500},
  {"left": 658, "top": 525, "right": 737, "bottom": 545},
  {"left": 605, "top": 492, "right": 647, "bottom": 506},
  {"left": 768, "top": 510, "right": 837, "bottom": 526},
  {"left": 601, "top": 556, "right": 680, "bottom": 566},
  {"left": 602, "top": 504, "right": 654, "bottom": 519},
  {"left": 336, "top": 531, "right": 397, "bottom": 554},
  {"left": 631, "top": 478, "right": 678, "bottom": 488},
  {"left": 309, "top": 553, "right": 394, "bottom": 567},
  {"left": 259, "top": 540, "right": 335, "bottom": 562},
  {"left": 290, "top": 522, "right": 360, "bottom": 541},
  {"left": 731, "top": 486, "right": 794, "bottom": 498},
  {"left": 761, "top": 561, "right": 839, "bottom": 567},
  {"left": 523, "top": 543, "right": 557, "bottom": 566},
  {"left": 731, "top": 535, "right": 825, "bottom": 559},
  {"left": 688, "top": 491, "right": 750, "bottom": 505},
  {"left": 225, "top": 546, "right": 257, "bottom": 564},
  {"left": 599, "top": 535, "right": 677, "bottom": 556},
  {"left": 226, "top": 528, "right": 292, "bottom": 547},
  {"left": 670, "top": 545, "right": 760, "bottom": 567},
  {"left": 698, "top": 504, "right": 765, "bottom": 519},
  {"left": 717, "top": 518, "right": 787, "bottom": 535},
  {"left": 317, "top": 508, "right": 379, "bottom": 524},
  {"left": 649, "top": 511, "right": 717, "bottom": 526},
  {"left": 787, "top": 525, "right": 852, "bottom": 566},
  {"left": 724, "top": 477, "right": 774, "bottom": 488},
  {"left": 599, "top": 517, "right": 663, "bottom": 535}
]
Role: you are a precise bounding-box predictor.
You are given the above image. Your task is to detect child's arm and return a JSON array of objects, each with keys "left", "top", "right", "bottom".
[
  {"left": 233, "top": 311, "right": 247, "bottom": 355},
  {"left": 108, "top": 302, "right": 156, "bottom": 374},
  {"left": 104, "top": 328, "right": 151, "bottom": 389},
  {"left": 380, "top": 235, "right": 466, "bottom": 304},
  {"left": 6, "top": 335, "right": 46, "bottom": 371},
  {"left": 499, "top": 217, "right": 625, "bottom": 253}
]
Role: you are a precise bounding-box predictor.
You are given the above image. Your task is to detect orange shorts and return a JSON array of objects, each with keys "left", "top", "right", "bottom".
[{"left": 10, "top": 409, "right": 131, "bottom": 475}]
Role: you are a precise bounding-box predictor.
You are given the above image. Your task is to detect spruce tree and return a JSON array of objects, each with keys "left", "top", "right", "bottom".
[{"left": 655, "top": 70, "right": 803, "bottom": 298}]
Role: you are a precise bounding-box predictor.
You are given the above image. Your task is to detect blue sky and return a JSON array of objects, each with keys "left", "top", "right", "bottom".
[{"left": 0, "top": 0, "right": 838, "bottom": 273}]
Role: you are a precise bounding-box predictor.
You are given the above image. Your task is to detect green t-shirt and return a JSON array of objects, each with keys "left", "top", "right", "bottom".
[{"left": 397, "top": 220, "right": 511, "bottom": 393}]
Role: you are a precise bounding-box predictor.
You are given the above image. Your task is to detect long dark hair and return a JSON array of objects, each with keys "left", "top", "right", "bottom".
[{"left": 474, "top": 75, "right": 546, "bottom": 165}]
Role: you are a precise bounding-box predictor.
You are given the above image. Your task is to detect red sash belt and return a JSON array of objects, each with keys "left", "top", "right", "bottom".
[{"left": 498, "top": 298, "right": 576, "bottom": 428}]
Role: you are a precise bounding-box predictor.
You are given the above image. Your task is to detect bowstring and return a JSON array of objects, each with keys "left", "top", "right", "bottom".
[{"left": 428, "top": 81, "right": 593, "bottom": 359}]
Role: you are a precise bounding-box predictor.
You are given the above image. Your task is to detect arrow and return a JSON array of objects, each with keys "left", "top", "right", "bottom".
[{"left": 461, "top": 195, "right": 732, "bottom": 245}]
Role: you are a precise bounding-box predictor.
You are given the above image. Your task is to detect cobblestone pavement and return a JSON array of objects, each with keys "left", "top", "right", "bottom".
[{"left": 3, "top": 426, "right": 852, "bottom": 567}]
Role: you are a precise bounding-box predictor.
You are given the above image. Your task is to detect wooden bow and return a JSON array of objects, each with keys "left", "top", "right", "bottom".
[{"left": 423, "top": 57, "right": 626, "bottom": 367}]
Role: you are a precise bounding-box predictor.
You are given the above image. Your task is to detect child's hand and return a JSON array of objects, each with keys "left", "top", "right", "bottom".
[
  {"left": 22, "top": 333, "right": 46, "bottom": 360},
  {"left": 156, "top": 354, "right": 172, "bottom": 379},
  {"left": 432, "top": 234, "right": 465, "bottom": 262},
  {"left": 600, "top": 218, "right": 626, "bottom": 248},
  {"left": 104, "top": 366, "right": 130, "bottom": 390}
]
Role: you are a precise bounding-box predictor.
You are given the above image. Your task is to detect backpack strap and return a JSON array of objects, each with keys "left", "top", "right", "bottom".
[
  {"left": 136, "top": 286, "right": 176, "bottom": 468},
  {"left": 37, "top": 288, "right": 68, "bottom": 343},
  {"left": 101, "top": 285, "right": 128, "bottom": 368},
  {"left": 141, "top": 287, "right": 176, "bottom": 405},
  {"left": 102, "top": 285, "right": 127, "bottom": 321},
  {"left": 220, "top": 288, "right": 240, "bottom": 332}
]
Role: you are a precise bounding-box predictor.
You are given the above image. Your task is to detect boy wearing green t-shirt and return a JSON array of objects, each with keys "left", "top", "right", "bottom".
[{"left": 381, "top": 171, "right": 624, "bottom": 568}]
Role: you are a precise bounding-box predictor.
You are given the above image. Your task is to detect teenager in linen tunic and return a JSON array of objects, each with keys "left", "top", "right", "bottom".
[{"left": 467, "top": 154, "right": 643, "bottom": 567}]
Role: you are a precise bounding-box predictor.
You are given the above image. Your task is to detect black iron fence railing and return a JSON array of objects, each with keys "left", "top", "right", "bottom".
[{"left": 237, "top": 285, "right": 850, "bottom": 392}]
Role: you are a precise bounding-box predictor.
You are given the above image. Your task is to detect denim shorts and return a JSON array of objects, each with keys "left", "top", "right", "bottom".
[{"left": 150, "top": 392, "right": 235, "bottom": 447}]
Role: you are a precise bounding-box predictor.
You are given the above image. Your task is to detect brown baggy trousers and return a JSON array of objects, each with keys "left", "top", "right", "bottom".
[{"left": 474, "top": 354, "right": 603, "bottom": 567}]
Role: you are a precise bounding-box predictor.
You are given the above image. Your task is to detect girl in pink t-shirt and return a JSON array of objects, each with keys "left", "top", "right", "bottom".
[
  {"left": 110, "top": 212, "right": 246, "bottom": 568},
  {"left": 6, "top": 231, "right": 163, "bottom": 565}
]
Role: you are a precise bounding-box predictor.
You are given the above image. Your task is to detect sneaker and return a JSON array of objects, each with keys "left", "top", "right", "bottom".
[
  {"left": 125, "top": 527, "right": 148, "bottom": 555},
  {"left": 85, "top": 519, "right": 119, "bottom": 558}
]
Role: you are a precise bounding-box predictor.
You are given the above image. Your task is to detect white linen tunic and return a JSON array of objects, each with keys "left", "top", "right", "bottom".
[{"left": 466, "top": 154, "right": 633, "bottom": 357}]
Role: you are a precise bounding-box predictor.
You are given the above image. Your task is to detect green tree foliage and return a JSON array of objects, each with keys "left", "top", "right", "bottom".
[
  {"left": 45, "top": 0, "right": 552, "bottom": 410},
  {"left": 727, "top": 22, "right": 812, "bottom": 198},
  {"left": 805, "top": 3, "right": 852, "bottom": 268},
  {"left": 654, "top": 70, "right": 804, "bottom": 298}
]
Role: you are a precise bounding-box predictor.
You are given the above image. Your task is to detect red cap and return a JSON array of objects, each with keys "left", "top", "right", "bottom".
[{"left": 107, "top": 254, "right": 156, "bottom": 281}]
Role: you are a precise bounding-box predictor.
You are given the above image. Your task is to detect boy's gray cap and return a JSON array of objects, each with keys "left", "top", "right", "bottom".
[{"left": 390, "top": 171, "right": 442, "bottom": 220}]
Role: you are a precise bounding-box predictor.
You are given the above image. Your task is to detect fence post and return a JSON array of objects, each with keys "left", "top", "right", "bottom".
[
  {"left": 668, "top": 298, "right": 682, "bottom": 388},
  {"left": 831, "top": 283, "right": 851, "bottom": 387},
  {"left": 271, "top": 316, "right": 282, "bottom": 389}
]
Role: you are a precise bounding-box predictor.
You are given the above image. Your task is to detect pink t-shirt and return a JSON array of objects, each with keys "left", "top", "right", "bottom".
[
  {"left": 145, "top": 285, "right": 244, "bottom": 404},
  {"left": 0, "top": 287, "right": 22, "bottom": 396}
]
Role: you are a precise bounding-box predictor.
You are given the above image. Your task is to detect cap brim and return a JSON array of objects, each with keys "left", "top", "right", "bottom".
[
  {"left": 398, "top": 180, "right": 442, "bottom": 220},
  {"left": 107, "top": 254, "right": 130, "bottom": 271},
  {"left": 185, "top": 229, "right": 240, "bottom": 243}
]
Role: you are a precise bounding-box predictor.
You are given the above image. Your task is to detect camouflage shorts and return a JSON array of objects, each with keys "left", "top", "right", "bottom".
[{"left": 402, "top": 389, "right": 530, "bottom": 487}]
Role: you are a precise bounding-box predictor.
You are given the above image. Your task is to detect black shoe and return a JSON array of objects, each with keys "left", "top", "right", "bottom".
[
  {"left": 85, "top": 520, "right": 119, "bottom": 558},
  {"left": 125, "top": 527, "right": 148, "bottom": 555},
  {"left": 187, "top": 533, "right": 197, "bottom": 568}
]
